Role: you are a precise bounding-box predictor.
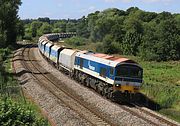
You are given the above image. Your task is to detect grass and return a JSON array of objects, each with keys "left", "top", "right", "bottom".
[
  {"left": 63, "top": 40, "right": 180, "bottom": 122},
  {"left": 159, "top": 108, "right": 180, "bottom": 122},
  {"left": 139, "top": 60, "right": 180, "bottom": 122}
]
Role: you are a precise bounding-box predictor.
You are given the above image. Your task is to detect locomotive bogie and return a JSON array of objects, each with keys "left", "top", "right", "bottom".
[{"left": 73, "top": 69, "right": 114, "bottom": 98}]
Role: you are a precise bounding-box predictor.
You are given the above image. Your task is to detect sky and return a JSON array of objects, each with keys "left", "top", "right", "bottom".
[{"left": 18, "top": 0, "right": 180, "bottom": 19}]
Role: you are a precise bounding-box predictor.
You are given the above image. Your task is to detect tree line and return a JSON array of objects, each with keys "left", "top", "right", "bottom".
[{"left": 23, "top": 7, "right": 180, "bottom": 61}]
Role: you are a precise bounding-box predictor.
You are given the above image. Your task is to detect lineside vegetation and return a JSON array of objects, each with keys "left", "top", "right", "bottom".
[
  {"left": 0, "top": 48, "right": 49, "bottom": 125},
  {"left": 0, "top": 1, "right": 49, "bottom": 125}
]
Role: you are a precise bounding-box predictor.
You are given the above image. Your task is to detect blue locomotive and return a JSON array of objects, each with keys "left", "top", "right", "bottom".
[{"left": 38, "top": 33, "right": 143, "bottom": 100}]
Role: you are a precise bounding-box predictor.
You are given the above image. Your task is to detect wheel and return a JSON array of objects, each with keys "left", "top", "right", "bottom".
[
  {"left": 102, "top": 86, "right": 109, "bottom": 98},
  {"left": 96, "top": 84, "right": 103, "bottom": 95},
  {"left": 85, "top": 78, "right": 90, "bottom": 87}
]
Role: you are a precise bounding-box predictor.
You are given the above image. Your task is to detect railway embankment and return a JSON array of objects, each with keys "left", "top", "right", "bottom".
[{"left": 13, "top": 47, "right": 91, "bottom": 126}]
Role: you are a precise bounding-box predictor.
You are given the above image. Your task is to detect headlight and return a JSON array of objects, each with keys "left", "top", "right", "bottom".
[{"left": 115, "top": 84, "right": 120, "bottom": 87}]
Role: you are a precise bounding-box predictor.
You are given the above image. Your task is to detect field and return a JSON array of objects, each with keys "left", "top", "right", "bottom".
[{"left": 64, "top": 41, "right": 180, "bottom": 122}]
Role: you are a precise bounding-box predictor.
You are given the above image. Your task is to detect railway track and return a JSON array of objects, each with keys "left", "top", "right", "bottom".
[
  {"left": 117, "top": 103, "right": 179, "bottom": 126},
  {"left": 12, "top": 44, "right": 180, "bottom": 126},
  {"left": 131, "top": 103, "right": 180, "bottom": 126},
  {"left": 20, "top": 44, "right": 113, "bottom": 126}
]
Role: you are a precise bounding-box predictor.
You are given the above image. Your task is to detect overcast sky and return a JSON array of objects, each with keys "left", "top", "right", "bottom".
[{"left": 18, "top": 0, "right": 180, "bottom": 19}]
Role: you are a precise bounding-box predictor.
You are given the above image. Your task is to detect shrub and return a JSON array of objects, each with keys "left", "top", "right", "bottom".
[
  {"left": 65, "top": 36, "right": 86, "bottom": 46},
  {"left": 0, "top": 98, "right": 48, "bottom": 126},
  {"left": 23, "top": 33, "right": 32, "bottom": 40}
]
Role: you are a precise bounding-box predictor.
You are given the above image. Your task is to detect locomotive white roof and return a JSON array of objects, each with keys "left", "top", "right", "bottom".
[{"left": 76, "top": 52, "right": 137, "bottom": 67}]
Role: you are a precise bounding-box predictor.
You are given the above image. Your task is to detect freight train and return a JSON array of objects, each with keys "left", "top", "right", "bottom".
[{"left": 38, "top": 33, "right": 143, "bottom": 101}]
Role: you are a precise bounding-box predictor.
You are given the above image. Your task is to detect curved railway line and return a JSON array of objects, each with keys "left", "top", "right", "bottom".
[
  {"left": 12, "top": 42, "right": 180, "bottom": 126},
  {"left": 19, "top": 44, "right": 113, "bottom": 126}
]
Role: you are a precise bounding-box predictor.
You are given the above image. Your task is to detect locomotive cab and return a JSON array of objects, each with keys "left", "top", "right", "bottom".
[{"left": 113, "top": 63, "right": 143, "bottom": 93}]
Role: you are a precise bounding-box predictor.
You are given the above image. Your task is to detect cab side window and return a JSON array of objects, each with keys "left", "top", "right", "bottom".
[
  {"left": 100, "top": 67, "right": 106, "bottom": 77},
  {"left": 80, "top": 58, "right": 83, "bottom": 69},
  {"left": 110, "top": 67, "right": 114, "bottom": 76}
]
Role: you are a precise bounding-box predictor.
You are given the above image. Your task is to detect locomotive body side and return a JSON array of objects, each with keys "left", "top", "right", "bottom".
[{"left": 74, "top": 52, "right": 115, "bottom": 85}]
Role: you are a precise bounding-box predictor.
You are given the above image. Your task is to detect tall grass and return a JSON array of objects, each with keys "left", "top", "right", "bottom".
[
  {"left": 129, "top": 57, "right": 180, "bottom": 122},
  {"left": 142, "top": 83, "right": 180, "bottom": 108}
]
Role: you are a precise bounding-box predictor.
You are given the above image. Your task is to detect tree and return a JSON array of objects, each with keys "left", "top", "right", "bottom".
[
  {"left": 38, "top": 17, "right": 50, "bottom": 24},
  {"left": 155, "top": 19, "right": 180, "bottom": 60},
  {"left": 122, "top": 14, "right": 143, "bottom": 55},
  {"left": 30, "top": 21, "right": 42, "bottom": 37},
  {"left": 139, "top": 21, "right": 159, "bottom": 60},
  {"left": 110, "top": 16, "right": 125, "bottom": 43},
  {"left": 39, "top": 23, "right": 52, "bottom": 35},
  {"left": 53, "top": 21, "right": 67, "bottom": 32},
  {"left": 20, "top": 7, "right": 180, "bottom": 61},
  {"left": 87, "top": 11, "right": 99, "bottom": 41},
  {"left": 76, "top": 16, "right": 89, "bottom": 38},
  {"left": 16, "top": 20, "right": 25, "bottom": 39},
  {"left": 126, "top": 7, "right": 139, "bottom": 15},
  {"left": 66, "top": 22, "right": 76, "bottom": 32},
  {"left": 0, "top": 0, "right": 22, "bottom": 47},
  {"left": 102, "top": 35, "right": 118, "bottom": 54}
]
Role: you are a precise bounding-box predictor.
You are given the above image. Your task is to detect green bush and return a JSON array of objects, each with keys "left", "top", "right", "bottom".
[
  {"left": 0, "top": 48, "right": 11, "bottom": 61},
  {"left": 138, "top": 48, "right": 159, "bottom": 61},
  {"left": 23, "top": 33, "right": 32, "bottom": 40},
  {"left": 65, "top": 36, "right": 87, "bottom": 46},
  {"left": 0, "top": 98, "right": 48, "bottom": 126}
]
